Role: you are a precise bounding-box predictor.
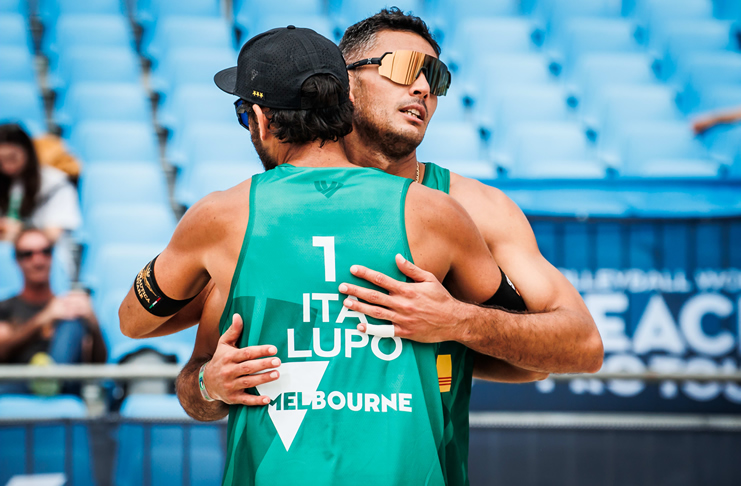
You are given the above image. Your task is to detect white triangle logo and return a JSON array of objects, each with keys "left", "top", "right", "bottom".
[{"left": 255, "top": 361, "right": 329, "bottom": 451}]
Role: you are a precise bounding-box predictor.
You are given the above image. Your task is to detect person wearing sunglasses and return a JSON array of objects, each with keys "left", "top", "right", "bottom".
[
  {"left": 127, "top": 9, "right": 600, "bottom": 485},
  {"left": 0, "top": 227, "right": 106, "bottom": 394}
]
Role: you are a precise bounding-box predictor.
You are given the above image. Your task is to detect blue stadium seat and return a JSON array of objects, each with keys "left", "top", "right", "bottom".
[
  {"left": 479, "top": 85, "right": 571, "bottom": 142},
  {"left": 416, "top": 121, "right": 495, "bottom": 179},
  {"left": 0, "top": 82, "right": 46, "bottom": 136},
  {"left": 158, "top": 85, "right": 235, "bottom": 138},
  {"left": 432, "top": 85, "right": 468, "bottom": 122},
  {"left": 79, "top": 163, "right": 170, "bottom": 210},
  {"left": 466, "top": 54, "right": 554, "bottom": 105},
  {"left": 654, "top": 20, "right": 736, "bottom": 79},
  {"left": 135, "top": 0, "right": 221, "bottom": 31},
  {"left": 79, "top": 203, "right": 176, "bottom": 250},
  {"left": 695, "top": 84, "right": 741, "bottom": 113},
  {"left": 699, "top": 124, "right": 741, "bottom": 166},
  {"left": 54, "top": 83, "right": 151, "bottom": 133},
  {"left": 95, "top": 288, "right": 197, "bottom": 364},
  {"left": 617, "top": 121, "right": 722, "bottom": 178},
  {"left": 177, "top": 160, "right": 263, "bottom": 207},
  {"left": 234, "top": 0, "right": 325, "bottom": 37},
  {"left": 677, "top": 52, "right": 741, "bottom": 112},
  {"left": 501, "top": 122, "right": 605, "bottom": 179},
  {"left": 571, "top": 53, "right": 658, "bottom": 117},
  {"left": 248, "top": 14, "right": 337, "bottom": 43},
  {"left": 115, "top": 395, "right": 224, "bottom": 486},
  {"left": 150, "top": 47, "right": 236, "bottom": 102},
  {"left": 43, "top": 15, "right": 134, "bottom": 61},
  {"left": 0, "top": 47, "right": 36, "bottom": 83},
  {"left": 0, "top": 13, "right": 33, "bottom": 50},
  {"left": 537, "top": 0, "right": 622, "bottom": 37},
  {"left": 82, "top": 242, "right": 165, "bottom": 293},
  {"left": 0, "top": 0, "right": 27, "bottom": 15},
  {"left": 497, "top": 122, "right": 605, "bottom": 179},
  {"left": 37, "top": 0, "right": 124, "bottom": 27},
  {"left": 638, "top": 0, "right": 714, "bottom": 33},
  {"left": 714, "top": 0, "right": 741, "bottom": 21},
  {"left": 553, "top": 18, "right": 642, "bottom": 75},
  {"left": 167, "top": 121, "right": 247, "bottom": 169},
  {"left": 332, "top": 0, "right": 424, "bottom": 31},
  {"left": 591, "top": 85, "right": 682, "bottom": 150},
  {"left": 433, "top": 0, "right": 519, "bottom": 20},
  {"left": 47, "top": 47, "right": 141, "bottom": 96},
  {"left": 68, "top": 121, "right": 160, "bottom": 165},
  {"left": 0, "top": 395, "right": 95, "bottom": 486},
  {"left": 450, "top": 18, "right": 540, "bottom": 75},
  {"left": 141, "top": 16, "right": 235, "bottom": 67}
]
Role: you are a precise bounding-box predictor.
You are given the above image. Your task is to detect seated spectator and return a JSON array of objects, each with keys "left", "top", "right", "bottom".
[
  {"left": 692, "top": 106, "right": 741, "bottom": 134},
  {"left": 0, "top": 227, "right": 106, "bottom": 395},
  {"left": 0, "top": 123, "right": 82, "bottom": 274}
]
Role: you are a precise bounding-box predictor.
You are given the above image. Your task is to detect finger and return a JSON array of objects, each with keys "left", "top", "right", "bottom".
[
  {"left": 233, "top": 393, "right": 273, "bottom": 407},
  {"left": 362, "top": 323, "right": 395, "bottom": 338},
  {"left": 235, "top": 356, "right": 281, "bottom": 376},
  {"left": 235, "top": 370, "right": 280, "bottom": 390},
  {"left": 395, "top": 254, "right": 436, "bottom": 283},
  {"left": 219, "top": 314, "right": 243, "bottom": 347},
  {"left": 232, "top": 344, "right": 278, "bottom": 363},
  {"left": 343, "top": 298, "right": 395, "bottom": 322},
  {"left": 349, "top": 265, "right": 404, "bottom": 293},
  {"left": 338, "top": 283, "right": 391, "bottom": 307}
]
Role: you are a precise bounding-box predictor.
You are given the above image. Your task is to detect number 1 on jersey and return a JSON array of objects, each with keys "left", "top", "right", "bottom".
[{"left": 313, "top": 236, "right": 336, "bottom": 282}]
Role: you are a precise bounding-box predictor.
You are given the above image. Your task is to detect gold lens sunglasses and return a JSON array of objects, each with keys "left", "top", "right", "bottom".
[{"left": 346, "top": 50, "right": 452, "bottom": 96}]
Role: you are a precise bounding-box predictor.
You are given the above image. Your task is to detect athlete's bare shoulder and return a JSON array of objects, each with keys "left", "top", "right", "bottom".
[
  {"left": 447, "top": 171, "right": 538, "bottom": 254},
  {"left": 178, "top": 178, "right": 252, "bottom": 237}
]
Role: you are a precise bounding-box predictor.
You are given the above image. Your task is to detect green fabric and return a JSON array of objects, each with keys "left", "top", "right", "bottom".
[
  {"left": 422, "top": 162, "right": 473, "bottom": 486},
  {"left": 220, "top": 164, "right": 446, "bottom": 486}
]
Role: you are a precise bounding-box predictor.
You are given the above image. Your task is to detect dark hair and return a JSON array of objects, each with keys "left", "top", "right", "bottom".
[
  {"left": 339, "top": 7, "right": 441, "bottom": 62},
  {"left": 0, "top": 123, "right": 41, "bottom": 219},
  {"left": 252, "top": 74, "right": 353, "bottom": 146}
]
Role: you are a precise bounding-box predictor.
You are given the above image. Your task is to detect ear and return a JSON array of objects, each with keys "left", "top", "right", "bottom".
[
  {"left": 252, "top": 104, "right": 270, "bottom": 141},
  {"left": 347, "top": 74, "right": 357, "bottom": 103}
]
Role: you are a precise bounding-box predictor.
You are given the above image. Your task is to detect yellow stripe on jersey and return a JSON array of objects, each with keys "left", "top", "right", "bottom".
[{"left": 437, "top": 354, "right": 452, "bottom": 393}]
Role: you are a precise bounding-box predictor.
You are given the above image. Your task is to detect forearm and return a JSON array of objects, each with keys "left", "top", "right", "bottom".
[
  {"left": 472, "top": 353, "right": 549, "bottom": 383},
  {"left": 0, "top": 315, "right": 51, "bottom": 361},
  {"left": 176, "top": 358, "right": 229, "bottom": 422},
  {"left": 455, "top": 304, "right": 603, "bottom": 374}
]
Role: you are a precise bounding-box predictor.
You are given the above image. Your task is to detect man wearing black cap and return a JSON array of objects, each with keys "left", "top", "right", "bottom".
[{"left": 120, "top": 26, "right": 512, "bottom": 484}]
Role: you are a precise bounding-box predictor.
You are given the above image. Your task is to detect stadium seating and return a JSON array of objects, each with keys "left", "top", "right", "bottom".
[
  {"left": 0, "top": 13, "right": 33, "bottom": 51},
  {"left": 0, "top": 82, "right": 47, "bottom": 135},
  {"left": 0, "top": 0, "right": 27, "bottom": 15},
  {"left": 654, "top": 19, "right": 736, "bottom": 79},
  {"left": 54, "top": 83, "right": 151, "bottom": 133},
  {"left": 0, "top": 395, "right": 95, "bottom": 486},
  {"left": 176, "top": 159, "right": 264, "bottom": 207},
  {"left": 149, "top": 47, "right": 236, "bottom": 104},
  {"left": 47, "top": 47, "right": 142, "bottom": 96},
  {"left": 67, "top": 121, "right": 160, "bottom": 165},
  {"left": 234, "top": 0, "right": 326, "bottom": 38},
  {"left": 115, "top": 394, "right": 224, "bottom": 486},
  {"left": 141, "top": 16, "right": 235, "bottom": 67},
  {"left": 135, "top": 0, "right": 221, "bottom": 32},
  {"left": 166, "top": 121, "right": 248, "bottom": 170},
  {"left": 43, "top": 14, "right": 135, "bottom": 61},
  {"left": 157, "top": 85, "right": 236, "bottom": 135},
  {"left": 0, "top": 47, "right": 36, "bottom": 83}
]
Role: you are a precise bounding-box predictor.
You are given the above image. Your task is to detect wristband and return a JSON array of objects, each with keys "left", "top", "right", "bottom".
[{"left": 199, "top": 361, "right": 216, "bottom": 402}]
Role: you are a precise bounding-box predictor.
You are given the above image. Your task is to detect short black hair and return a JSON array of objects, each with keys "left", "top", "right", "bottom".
[
  {"left": 252, "top": 74, "right": 353, "bottom": 146},
  {"left": 339, "top": 7, "right": 441, "bottom": 62}
]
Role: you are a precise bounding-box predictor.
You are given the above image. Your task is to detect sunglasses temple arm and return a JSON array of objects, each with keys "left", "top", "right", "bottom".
[{"left": 346, "top": 57, "right": 385, "bottom": 70}]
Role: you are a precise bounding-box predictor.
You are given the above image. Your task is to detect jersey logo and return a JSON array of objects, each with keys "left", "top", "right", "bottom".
[
  {"left": 255, "top": 361, "right": 329, "bottom": 451},
  {"left": 437, "top": 354, "right": 452, "bottom": 393},
  {"left": 314, "top": 181, "right": 343, "bottom": 198}
]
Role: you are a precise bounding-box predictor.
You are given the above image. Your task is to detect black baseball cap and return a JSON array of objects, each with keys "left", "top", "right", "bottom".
[{"left": 214, "top": 26, "right": 350, "bottom": 110}]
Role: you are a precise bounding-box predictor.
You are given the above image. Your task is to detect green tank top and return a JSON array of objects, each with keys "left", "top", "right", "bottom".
[
  {"left": 219, "top": 164, "right": 446, "bottom": 486},
  {"left": 421, "top": 162, "right": 474, "bottom": 486}
]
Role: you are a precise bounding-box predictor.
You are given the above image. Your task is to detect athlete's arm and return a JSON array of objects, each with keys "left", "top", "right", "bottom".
[
  {"left": 342, "top": 183, "right": 501, "bottom": 341},
  {"left": 176, "top": 289, "right": 280, "bottom": 421},
  {"left": 119, "top": 188, "right": 242, "bottom": 339},
  {"left": 341, "top": 177, "right": 603, "bottom": 374}
]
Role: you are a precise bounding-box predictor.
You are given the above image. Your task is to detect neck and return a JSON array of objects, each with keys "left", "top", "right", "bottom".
[
  {"left": 342, "top": 132, "right": 424, "bottom": 181},
  {"left": 20, "top": 281, "right": 53, "bottom": 304},
  {"left": 276, "top": 140, "right": 356, "bottom": 169}
]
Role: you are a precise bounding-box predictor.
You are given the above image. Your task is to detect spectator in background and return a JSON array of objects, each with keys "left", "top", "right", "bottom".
[
  {"left": 692, "top": 105, "right": 741, "bottom": 134},
  {"left": 0, "top": 123, "right": 81, "bottom": 274},
  {"left": 0, "top": 227, "right": 106, "bottom": 395}
]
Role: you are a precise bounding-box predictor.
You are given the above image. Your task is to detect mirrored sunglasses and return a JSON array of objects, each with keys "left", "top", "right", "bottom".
[{"left": 346, "top": 50, "right": 452, "bottom": 96}]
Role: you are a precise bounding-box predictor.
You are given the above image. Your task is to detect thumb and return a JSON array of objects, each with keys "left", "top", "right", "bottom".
[
  {"left": 219, "top": 314, "right": 243, "bottom": 346},
  {"left": 395, "top": 254, "right": 434, "bottom": 282}
]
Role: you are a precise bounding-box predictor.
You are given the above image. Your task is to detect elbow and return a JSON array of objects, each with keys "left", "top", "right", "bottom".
[
  {"left": 118, "top": 306, "right": 141, "bottom": 339},
  {"left": 532, "top": 371, "right": 549, "bottom": 381},
  {"left": 582, "top": 332, "right": 604, "bottom": 374}
]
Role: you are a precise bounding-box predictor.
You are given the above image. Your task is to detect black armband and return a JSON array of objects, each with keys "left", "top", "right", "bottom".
[
  {"left": 483, "top": 269, "right": 527, "bottom": 312},
  {"left": 134, "top": 255, "right": 197, "bottom": 317}
]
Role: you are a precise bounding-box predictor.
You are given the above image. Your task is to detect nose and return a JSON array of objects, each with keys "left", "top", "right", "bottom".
[{"left": 409, "top": 70, "right": 431, "bottom": 99}]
